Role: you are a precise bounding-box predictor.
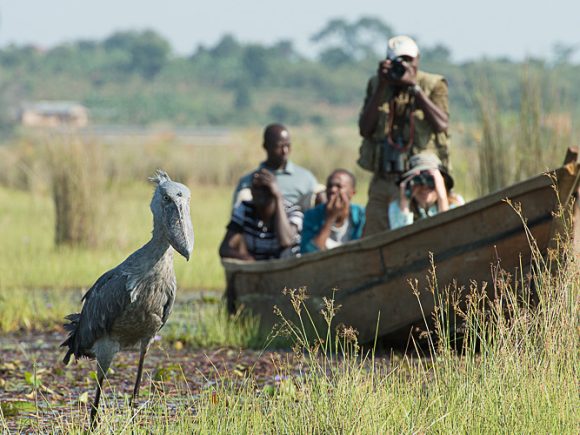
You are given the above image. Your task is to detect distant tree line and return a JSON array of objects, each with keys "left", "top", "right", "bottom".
[{"left": 0, "top": 17, "right": 578, "bottom": 129}]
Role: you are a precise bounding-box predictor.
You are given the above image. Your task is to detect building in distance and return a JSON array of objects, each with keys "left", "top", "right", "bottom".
[{"left": 19, "top": 101, "right": 89, "bottom": 128}]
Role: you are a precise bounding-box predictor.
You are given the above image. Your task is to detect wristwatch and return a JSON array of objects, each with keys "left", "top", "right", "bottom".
[{"left": 410, "top": 83, "right": 421, "bottom": 95}]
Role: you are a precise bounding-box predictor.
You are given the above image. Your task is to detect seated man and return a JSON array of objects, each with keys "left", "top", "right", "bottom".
[
  {"left": 233, "top": 123, "right": 319, "bottom": 211},
  {"left": 388, "top": 153, "right": 463, "bottom": 230},
  {"left": 220, "top": 169, "right": 302, "bottom": 261},
  {"left": 301, "top": 169, "right": 365, "bottom": 254}
]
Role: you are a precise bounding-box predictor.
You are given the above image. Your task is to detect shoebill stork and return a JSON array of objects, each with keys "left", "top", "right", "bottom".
[{"left": 61, "top": 170, "right": 194, "bottom": 428}]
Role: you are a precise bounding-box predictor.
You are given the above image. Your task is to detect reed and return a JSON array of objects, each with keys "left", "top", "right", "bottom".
[
  {"left": 475, "top": 64, "right": 575, "bottom": 196},
  {"left": 46, "top": 137, "right": 105, "bottom": 247},
  {"left": 475, "top": 87, "right": 512, "bottom": 195}
]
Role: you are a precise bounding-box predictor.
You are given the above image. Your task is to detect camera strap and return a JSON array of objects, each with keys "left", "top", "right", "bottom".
[{"left": 386, "top": 97, "right": 415, "bottom": 152}]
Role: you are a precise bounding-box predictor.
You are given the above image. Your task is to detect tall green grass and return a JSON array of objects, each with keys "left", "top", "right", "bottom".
[{"left": 475, "top": 65, "right": 575, "bottom": 196}]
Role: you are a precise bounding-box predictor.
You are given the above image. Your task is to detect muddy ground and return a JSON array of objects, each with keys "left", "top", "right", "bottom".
[{"left": 0, "top": 330, "right": 305, "bottom": 432}]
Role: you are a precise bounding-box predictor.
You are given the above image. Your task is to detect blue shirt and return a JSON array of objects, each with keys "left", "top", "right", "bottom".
[
  {"left": 233, "top": 161, "right": 318, "bottom": 211},
  {"left": 301, "top": 203, "right": 366, "bottom": 254}
]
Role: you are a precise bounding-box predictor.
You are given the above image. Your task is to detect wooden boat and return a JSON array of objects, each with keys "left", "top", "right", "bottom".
[{"left": 223, "top": 151, "right": 580, "bottom": 343}]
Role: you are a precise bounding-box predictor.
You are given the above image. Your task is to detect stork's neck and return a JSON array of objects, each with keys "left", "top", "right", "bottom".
[{"left": 138, "top": 223, "right": 174, "bottom": 269}]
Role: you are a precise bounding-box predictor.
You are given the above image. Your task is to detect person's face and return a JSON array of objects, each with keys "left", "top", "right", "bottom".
[
  {"left": 412, "top": 183, "right": 437, "bottom": 207},
  {"left": 326, "top": 172, "right": 354, "bottom": 202},
  {"left": 402, "top": 55, "right": 418, "bottom": 69},
  {"left": 264, "top": 129, "right": 291, "bottom": 167}
]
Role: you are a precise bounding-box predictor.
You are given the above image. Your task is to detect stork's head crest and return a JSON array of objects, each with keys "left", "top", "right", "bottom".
[{"left": 148, "top": 170, "right": 172, "bottom": 186}]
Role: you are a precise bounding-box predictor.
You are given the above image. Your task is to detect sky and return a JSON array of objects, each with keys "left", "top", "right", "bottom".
[{"left": 0, "top": 0, "right": 578, "bottom": 62}]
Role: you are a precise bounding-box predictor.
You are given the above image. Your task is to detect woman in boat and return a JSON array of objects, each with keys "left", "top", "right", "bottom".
[{"left": 388, "top": 152, "right": 463, "bottom": 230}]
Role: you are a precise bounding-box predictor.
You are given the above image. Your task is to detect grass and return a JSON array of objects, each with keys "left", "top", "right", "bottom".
[
  {"left": 2, "top": 239, "right": 577, "bottom": 433},
  {"left": 0, "top": 123, "right": 578, "bottom": 432},
  {"left": 0, "top": 182, "right": 231, "bottom": 291},
  {"left": 156, "top": 292, "right": 265, "bottom": 349},
  {"left": 0, "top": 287, "right": 79, "bottom": 332}
]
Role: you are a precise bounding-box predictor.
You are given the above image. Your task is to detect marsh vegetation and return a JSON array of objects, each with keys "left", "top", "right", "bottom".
[{"left": 0, "top": 120, "right": 578, "bottom": 432}]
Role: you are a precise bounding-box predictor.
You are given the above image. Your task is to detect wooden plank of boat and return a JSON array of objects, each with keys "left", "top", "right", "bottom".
[{"left": 223, "top": 159, "right": 580, "bottom": 343}]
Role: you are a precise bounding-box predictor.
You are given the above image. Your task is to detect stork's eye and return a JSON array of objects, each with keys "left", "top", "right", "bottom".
[{"left": 163, "top": 195, "right": 171, "bottom": 202}]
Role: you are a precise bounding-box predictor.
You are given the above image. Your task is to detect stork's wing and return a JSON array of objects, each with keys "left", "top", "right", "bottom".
[{"left": 74, "top": 268, "right": 130, "bottom": 355}]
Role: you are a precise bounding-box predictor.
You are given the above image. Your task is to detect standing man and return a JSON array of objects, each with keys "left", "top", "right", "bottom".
[
  {"left": 358, "top": 35, "right": 450, "bottom": 235},
  {"left": 233, "top": 123, "right": 319, "bottom": 212},
  {"left": 301, "top": 169, "right": 365, "bottom": 254}
]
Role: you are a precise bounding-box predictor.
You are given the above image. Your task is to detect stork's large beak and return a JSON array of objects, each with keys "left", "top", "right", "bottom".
[{"left": 166, "top": 201, "right": 194, "bottom": 260}]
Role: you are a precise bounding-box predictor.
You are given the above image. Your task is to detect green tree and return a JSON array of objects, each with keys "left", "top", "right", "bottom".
[
  {"left": 0, "top": 44, "right": 40, "bottom": 69},
  {"left": 233, "top": 81, "right": 252, "bottom": 110},
  {"left": 103, "top": 30, "right": 171, "bottom": 79},
  {"left": 421, "top": 44, "right": 452, "bottom": 63},
  {"left": 552, "top": 42, "right": 578, "bottom": 65},
  {"left": 311, "top": 16, "right": 394, "bottom": 64},
  {"left": 209, "top": 34, "right": 241, "bottom": 58},
  {"left": 242, "top": 45, "right": 270, "bottom": 85},
  {"left": 319, "top": 47, "right": 352, "bottom": 67}
]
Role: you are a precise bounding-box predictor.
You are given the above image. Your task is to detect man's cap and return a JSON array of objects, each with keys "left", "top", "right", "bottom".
[
  {"left": 401, "top": 152, "right": 454, "bottom": 190},
  {"left": 387, "top": 35, "right": 420, "bottom": 60}
]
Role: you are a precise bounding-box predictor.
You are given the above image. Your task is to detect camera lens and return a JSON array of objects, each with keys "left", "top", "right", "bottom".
[{"left": 388, "top": 57, "right": 407, "bottom": 80}]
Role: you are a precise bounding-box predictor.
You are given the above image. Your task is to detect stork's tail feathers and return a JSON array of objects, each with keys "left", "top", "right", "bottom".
[{"left": 61, "top": 313, "right": 80, "bottom": 365}]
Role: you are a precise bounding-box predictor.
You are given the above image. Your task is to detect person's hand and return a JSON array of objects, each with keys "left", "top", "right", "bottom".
[
  {"left": 398, "top": 170, "right": 419, "bottom": 212},
  {"left": 254, "top": 169, "right": 281, "bottom": 198},
  {"left": 425, "top": 168, "right": 446, "bottom": 192},
  {"left": 325, "top": 190, "right": 348, "bottom": 222},
  {"left": 425, "top": 168, "right": 449, "bottom": 212},
  {"left": 240, "top": 253, "right": 256, "bottom": 262},
  {"left": 377, "top": 59, "right": 391, "bottom": 85}
]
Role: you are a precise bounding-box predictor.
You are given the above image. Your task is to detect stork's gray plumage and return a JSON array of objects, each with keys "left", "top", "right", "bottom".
[{"left": 61, "top": 170, "right": 194, "bottom": 428}]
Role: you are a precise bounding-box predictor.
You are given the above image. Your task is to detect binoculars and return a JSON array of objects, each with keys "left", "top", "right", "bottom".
[{"left": 381, "top": 140, "right": 408, "bottom": 174}]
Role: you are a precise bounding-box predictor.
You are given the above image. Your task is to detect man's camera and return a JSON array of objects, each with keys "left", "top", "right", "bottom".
[{"left": 386, "top": 57, "right": 407, "bottom": 80}]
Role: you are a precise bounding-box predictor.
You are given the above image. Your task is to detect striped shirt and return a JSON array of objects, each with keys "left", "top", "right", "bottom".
[{"left": 227, "top": 200, "right": 303, "bottom": 260}]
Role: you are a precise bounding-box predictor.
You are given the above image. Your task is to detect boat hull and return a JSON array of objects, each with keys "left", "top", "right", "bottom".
[{"left": 224, "top": 162, "right": 580, "bottom": 343}]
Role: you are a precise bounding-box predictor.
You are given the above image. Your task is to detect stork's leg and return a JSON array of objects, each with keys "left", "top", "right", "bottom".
[
  {"left": 90, "top": 352, "right": 115, "bottom": 430},
  {"left": 90, "top": 370, "right": 105, "bottom": 430},
  {"left": 130, "top": 338, "right": 152, "bottom": 407}
]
